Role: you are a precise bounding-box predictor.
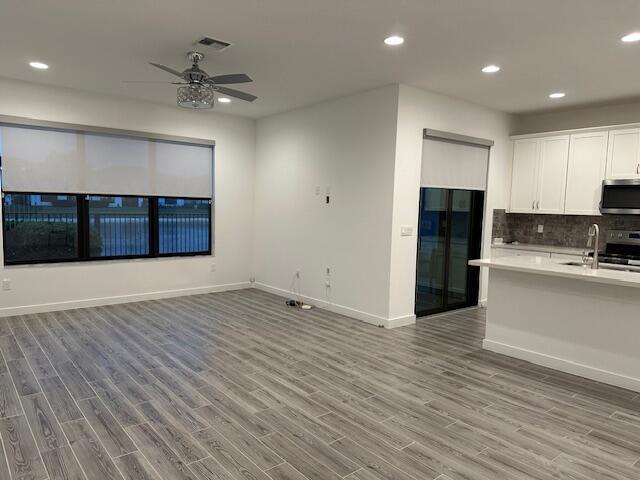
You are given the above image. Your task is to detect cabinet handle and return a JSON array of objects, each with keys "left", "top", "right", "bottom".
[
  {"left": 532, "top": 200, "right": 535, "bottom": 210},
  {"left": 637, "top": 163, "right": 639, "bottom": 174},
  {"left": 536, "top": 200, "right": 540, "bottom": 210}
]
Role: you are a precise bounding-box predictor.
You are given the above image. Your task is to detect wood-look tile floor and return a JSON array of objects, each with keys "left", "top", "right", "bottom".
[{"left": 0, "top": 290, "right": 639, "bottom": 480}]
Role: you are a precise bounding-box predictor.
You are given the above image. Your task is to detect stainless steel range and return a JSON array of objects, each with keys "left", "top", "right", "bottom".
[{"left": 598, "top": 230, "right": 640, "bottom": 266}]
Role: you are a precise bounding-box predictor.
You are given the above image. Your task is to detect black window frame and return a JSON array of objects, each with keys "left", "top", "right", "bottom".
[{"left": 2, "top": 191, "right": 212, "bottom": 266}]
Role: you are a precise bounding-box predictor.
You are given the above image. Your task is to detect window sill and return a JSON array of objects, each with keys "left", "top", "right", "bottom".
[{"left": 2, "top": 253, "right": 215, "bottom": 269}]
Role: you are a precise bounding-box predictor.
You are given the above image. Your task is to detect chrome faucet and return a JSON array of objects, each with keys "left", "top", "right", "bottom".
[{"left": 584, "top": 224, "right": 600, "bottom": 269}]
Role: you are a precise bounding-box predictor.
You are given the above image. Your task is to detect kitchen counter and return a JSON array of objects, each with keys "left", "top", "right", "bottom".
[
  {"left": 471, "top": 255, "right": 640, "bottom": 393},
  {"left": 471, "top": 255, "right": 640, "bottom": 289},
  {"left": 490, "top": 243, "right": 584, "bottom": 256}
]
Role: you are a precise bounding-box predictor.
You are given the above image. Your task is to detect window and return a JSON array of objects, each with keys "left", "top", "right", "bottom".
[
  {"left": 2, "top": 192, "right": 211, "bottom": 265},
  {"left": 2, "top": 193, "right": 79, "bottom": 263},
  {"left": 158, "top": 198, "right": 211, "bottom": 255},
  {"left": 88, "top": 196, "right": 150, "bottom": 258},
  {"left": 0, "top": 122, "right": 214, "bottom": 265}
]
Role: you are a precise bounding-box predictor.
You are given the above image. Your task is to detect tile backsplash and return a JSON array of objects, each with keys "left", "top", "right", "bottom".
[{"left": 492, "top": 209, "right": 640, "bottom": 248}]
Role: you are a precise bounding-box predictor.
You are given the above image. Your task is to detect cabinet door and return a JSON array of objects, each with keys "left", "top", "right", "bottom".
[
  {"left": 564, "top": 131, "right": 608, "bottom": 215},
  {"left": 536, "top": 136, "right": 570, "bottom": 214},
  {"left": 509, "top": 139, "right": 539, "bottom": 213},
  {"left": 606, "top": 128, "right": 640, "bottom": 179}
]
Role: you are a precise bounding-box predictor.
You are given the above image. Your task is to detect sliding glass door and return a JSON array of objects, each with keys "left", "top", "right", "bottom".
[{"left": 415, "top": 187, "right": 484, "bottom": 316}]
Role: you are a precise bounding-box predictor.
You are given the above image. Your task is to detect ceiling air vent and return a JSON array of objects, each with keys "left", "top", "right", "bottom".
[{"left": 196, "top": 37, "right": 233, "bottom": 51}]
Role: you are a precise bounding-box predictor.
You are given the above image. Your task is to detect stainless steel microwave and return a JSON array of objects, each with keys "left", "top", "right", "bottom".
[{"left": 600, "top": 179, "right": 640, "bottom": 214}]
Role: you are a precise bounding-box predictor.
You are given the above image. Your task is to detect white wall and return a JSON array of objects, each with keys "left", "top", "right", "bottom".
[
  {"left": 254, "top": 83, "right": 515, "bottom": 326},
  {"left": 0, "top": 78, "right": 256, "bottom": 315},
  {"left": 253, "top": 85, "right": 400, "bottom": 325},
  {"left": 0, "top": 78, "right": 514, "bottom": 324},
  {"left": 389, "top": 85, "right": 516, "bottom": 317},
  {"left": 516, "top": 99, "right": 640, "bottom": 134}
]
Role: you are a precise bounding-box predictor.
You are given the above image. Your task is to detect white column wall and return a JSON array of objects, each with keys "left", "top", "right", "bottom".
[{"left": 389, "top": 84, "right": 516, "bottom": 320}]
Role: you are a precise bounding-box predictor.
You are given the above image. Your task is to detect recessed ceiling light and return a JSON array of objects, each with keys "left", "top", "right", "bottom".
[
  {"left": 481, "top": 65, "right": 500, "bottom": 73},
  {"left": 29, "top": 61, "right": 49, "bottom": 70},
  {"left": 384, "top": 35, "right": 405, "bottom": 46},
  {"left": 549, "top": 92, "right": 566, "bottom": 99},
  {"left": 218, "top": 97, "right": 231, "bottom": 104},
  {"left": 621, "top": 32, "right": 640, "bottom": 43}
]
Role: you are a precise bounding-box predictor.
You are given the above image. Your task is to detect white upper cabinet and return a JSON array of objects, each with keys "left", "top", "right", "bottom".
[
  {"left": 606, "top": 128, "right": 640, "bottom": 179},
  {"left": 509, "top": 139, "right": 539, "bottom": 213},
  {"left": 511, "top": 124, "right": 640, "bottom": 215},
  {"left": 536, "top": 136, "right": 570, "bottom": 214},
  {"left": 509, "top": 136, "right": 569, "bottom": 214},
  {"left": 565, "top": 131, "right": 608, "bottom": 215}
]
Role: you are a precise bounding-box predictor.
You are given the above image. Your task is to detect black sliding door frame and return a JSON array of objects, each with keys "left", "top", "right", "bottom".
[{"left": 415, "top": 187, "right": 484, "bottom": 317}]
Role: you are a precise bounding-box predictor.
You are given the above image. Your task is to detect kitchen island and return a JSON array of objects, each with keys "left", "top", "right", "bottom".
[{"left": 470, "top": 255, "right": 640, "bottom": 392}]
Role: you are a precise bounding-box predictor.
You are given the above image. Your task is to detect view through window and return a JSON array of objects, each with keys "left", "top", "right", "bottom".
[
  {"left": 159, "top": 198, "right": 210, "bottom": 255},
  {"left": 2, "top": 193, "right": 211, "bottom": 264},
  {"left": 3, "top": 193, "right": 80, "bottom": 263},
  {"left": 88, "top": 196, "right": 150, "bottom": 257}
]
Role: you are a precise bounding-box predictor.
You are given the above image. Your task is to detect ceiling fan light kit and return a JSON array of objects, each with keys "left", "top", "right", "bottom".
[
  {"left": 177, "top": 84, "right": 215, "bottom": 109},
  {"left": 128, "top": 51, "right": 257, "bottom": 110}
]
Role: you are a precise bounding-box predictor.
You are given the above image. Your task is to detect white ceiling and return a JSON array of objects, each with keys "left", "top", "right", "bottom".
[{"left": 2, "top": 0, "right": 640, "bottom": 118}]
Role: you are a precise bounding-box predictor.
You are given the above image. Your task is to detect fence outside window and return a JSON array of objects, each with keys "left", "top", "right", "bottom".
[{"left": 2, "top": 193, "right": 212, "bottom": 265}]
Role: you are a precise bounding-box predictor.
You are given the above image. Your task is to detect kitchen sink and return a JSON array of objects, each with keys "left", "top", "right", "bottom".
[{"left": 563, "top": 261, "right": 640, "bottom": 273}]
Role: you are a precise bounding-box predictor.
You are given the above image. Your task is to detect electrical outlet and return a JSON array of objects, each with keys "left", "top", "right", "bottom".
[
  {"left": 537, "top": 224, "right": 544, "bottom": 233},
  {"left": 315, "top": 186, "right": 321, "bottom": 195},
  {"left": 210, "top": 263, "right": 216, "bottom": 272},
  {"left": 2, "top": 279, "right": 10, "bottom": 291},
  {"left": 325, "top": 279, "right": 331, "bottom": 287}
]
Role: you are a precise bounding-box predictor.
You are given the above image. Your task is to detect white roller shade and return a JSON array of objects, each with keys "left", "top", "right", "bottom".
[
  {"left": 0, "top": 125, "right": 213, "bottom": 197},
  {"left": 155, "top": 142, "right": 213, "bottom": 198},
  {"left": 421, "top": 138, "right": 489, "bottom": 191}
]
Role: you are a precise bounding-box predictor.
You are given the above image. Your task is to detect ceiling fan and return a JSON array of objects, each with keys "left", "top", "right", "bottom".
[{"left": 125, "top": 51, "right": 257, "bottom": 109}]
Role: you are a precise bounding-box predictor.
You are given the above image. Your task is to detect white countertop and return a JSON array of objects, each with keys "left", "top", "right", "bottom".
[
  {"left": 470, "top": 255, "right": 640, "bottom": 289},
  {"left": 491, "top": 243, "right": 584, "bottom": 256}
]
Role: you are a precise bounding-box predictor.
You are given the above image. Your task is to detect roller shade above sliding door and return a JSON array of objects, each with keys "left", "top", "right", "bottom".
[
  {"left": 421, "top": 137, "right": 489, "bottom": 191},
  {"left": 0, "top": 125, "right": 213, "bottom": 197}
]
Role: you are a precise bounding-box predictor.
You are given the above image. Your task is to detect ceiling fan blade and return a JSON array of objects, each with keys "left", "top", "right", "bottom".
[
  {"left": 149, "top": 62, "right": 185, "bottom": 79},
  {"left": 207, "top": 73, "right": 253, "bottom": 85},
  {"left": 215, "top": 86, "right": 258, "bottom": 102},
  {"left": 123, "top": 80, "right": 186, "bottom": 84}
]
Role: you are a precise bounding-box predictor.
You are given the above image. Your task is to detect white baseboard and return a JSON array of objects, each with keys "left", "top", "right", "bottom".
[
  {"left": 483, "top": 339, "right": 640, "bottom": 393},
  {"left": 0, "top": 282, "right": 251, "bottom": 318},
  {"left": 253, "top": 282, "right": 415, "bottom": 329},
  {"left": 386, "top": 314, "right": 417, "bottom": 328}
]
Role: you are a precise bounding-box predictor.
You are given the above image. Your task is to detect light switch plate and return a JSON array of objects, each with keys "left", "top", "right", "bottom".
[{"left": 400, "top": 225, "right": 414, "bottom": 236}]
